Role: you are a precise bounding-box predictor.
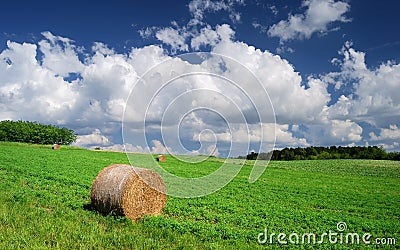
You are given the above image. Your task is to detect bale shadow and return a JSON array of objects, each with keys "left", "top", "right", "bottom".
[
  {"left": 82, "top": 202, "right": 96, "bottom": 212},
  {"left": 82, "top": 202, "right": 128, "bottom": 221}
]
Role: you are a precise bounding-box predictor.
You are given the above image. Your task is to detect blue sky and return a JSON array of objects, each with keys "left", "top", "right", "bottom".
[
  {"left": 1, "top": 0, "right": 399, "bottom": 156},
  {"left": 2, "top": 0, "right": 399, "bottom": 73}
]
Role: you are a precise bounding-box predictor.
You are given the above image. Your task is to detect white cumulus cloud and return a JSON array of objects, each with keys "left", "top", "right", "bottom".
[
  {"left": 74, "top": 129, "right": 111, "bottom": 147},
  {"left": 369, "top": 125, "right": 400, "bottom": 141},
  {"left": 268, "top": 0, "right": 351, "bottom": 43},
  {"left": 327, "top": 42, "right": 400, "bottom": 128},
  {"left": 155, "top": 27, "right": 189, "bottom": 53},
  {"left": 39, "top": 31, "right": 85, "bottom": 77}
]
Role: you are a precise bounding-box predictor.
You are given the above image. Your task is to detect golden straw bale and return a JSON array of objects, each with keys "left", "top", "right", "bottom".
[
  {"left": 156, "top": 155, "right": 166, "bottom": 162},
  {"left": 90, "top": 164, "right": 166, "bottom": 220}
]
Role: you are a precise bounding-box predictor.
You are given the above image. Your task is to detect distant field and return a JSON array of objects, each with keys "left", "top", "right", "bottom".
[{"left": 0, "top": 142, "right": 398, "bottom": 249}]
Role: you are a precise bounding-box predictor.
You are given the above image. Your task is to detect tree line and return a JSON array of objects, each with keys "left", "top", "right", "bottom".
[
  {"left": 241, "top": 146, "right": 400, "bottom": 161},
  {"left": 0, "top": 120, "right": 77, "bottom": 145}
]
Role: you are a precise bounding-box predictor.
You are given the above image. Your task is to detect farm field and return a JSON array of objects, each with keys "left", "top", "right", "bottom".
[{"left": 0, "top": 142, "right": 399, "bottom": 249}]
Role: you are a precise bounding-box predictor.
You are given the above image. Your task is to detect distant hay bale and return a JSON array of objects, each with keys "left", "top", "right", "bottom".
[
  {"left": 52, "top": 144, "right": 60, "bottom": 150},
  {"left": 156, "top": 155, "right": 166, "bottom": 162},
  {"left": 90, "top": 164, "right": 166, "bottom": 220}
]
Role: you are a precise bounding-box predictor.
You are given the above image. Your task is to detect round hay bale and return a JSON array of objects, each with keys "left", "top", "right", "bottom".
[
  {"left": 52, "top": 144, "right": 60, "bottom": 150},
  {"left": 156, "top": 154, "right": 166, "bottom": 162},
  {"left": 90, "top": 164, "right": 166, "bottom": 220}
]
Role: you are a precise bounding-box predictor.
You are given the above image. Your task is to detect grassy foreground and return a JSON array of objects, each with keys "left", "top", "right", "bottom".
[{"left": 0, "top": 142, "right": 399, "bottom": 249}]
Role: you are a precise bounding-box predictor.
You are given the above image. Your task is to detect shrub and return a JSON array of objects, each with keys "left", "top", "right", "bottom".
[{"left": 0, "top": 120, "right": 77, "bottom": 145}]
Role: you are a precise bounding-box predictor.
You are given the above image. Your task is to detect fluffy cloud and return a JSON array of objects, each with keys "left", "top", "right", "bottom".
[
  {"left": 155, "top": 27, "right": 189, "bottom": 53},
  {"left": 143, "top": 0, "right": 242, "bottom": 53},
  {"left": 268, "top": 0, "right": 351, "bottom": 43},
  {"left": 74, "top": 129, "right": 111, "bottom": 147},
  {"left": 305, "top": 119, "right": 363, "bottom": 145},
  {"left": 300, "top": 41, "right": 400, "bottom": 149},
  {"left": 0, "top": 40, "right": 79, "bottom": 124},
  {"left": 39, "top": 31, "right": 85, "bottom": 77},
  {"left": 190, "top": 25, "right": 221, "bottom": 50},
  {"left": 326, "top": 42, "right": 400, "bottom": 128},
  {"left": 193, "top": 123, "right": 308, "bottom": 147},
  {"left": 102, "top": 143, "right": 147, "bottom": 153},
  {"left": 148, "top": 22, "right": 235, "bottom": 53},
  {"left": 210, "top": 33, "right": 331, "bottom": 124},
  {"left": 150, "top": 140, "right": 174, "bottom": 154},
  {"left": 188, "top": 0, "right": 244, "bottom": 25},
  {"left": 369, "top": 125, "right": 400, "bottom": 141}
]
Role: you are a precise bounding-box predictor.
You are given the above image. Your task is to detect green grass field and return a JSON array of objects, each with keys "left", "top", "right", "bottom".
[{"left": 0, "top": 142, "right": 399, "bottom": 249}]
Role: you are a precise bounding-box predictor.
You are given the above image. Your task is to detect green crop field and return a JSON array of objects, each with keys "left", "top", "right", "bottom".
[{"left": 0, "top": 142, "right": 399, "bottom": 249}]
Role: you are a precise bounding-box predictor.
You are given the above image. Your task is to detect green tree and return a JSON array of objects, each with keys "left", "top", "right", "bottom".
[
  {"left": 317, "top": 151, "right": 332, "bottom": 159},
  {"left": 0, "top": 120, "right": 77, "bottom": 145}
]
